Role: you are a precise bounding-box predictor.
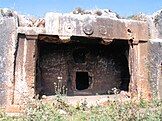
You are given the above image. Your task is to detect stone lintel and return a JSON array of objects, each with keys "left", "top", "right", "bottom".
[
  {"left": 45, "top": 13, "right": 149, "bottom": 41},
  {"left": 17, "top": 14, "right": 149, "bottom": 42}
]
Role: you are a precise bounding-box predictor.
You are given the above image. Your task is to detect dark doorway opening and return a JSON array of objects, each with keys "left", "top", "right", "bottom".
[{"left": 76, "top": 72, "right": 89, "bottom": 90}]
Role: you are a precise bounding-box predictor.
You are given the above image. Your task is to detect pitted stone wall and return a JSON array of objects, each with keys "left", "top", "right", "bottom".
[
  {"left": 0, "top": 17, "right": 17, "bottom": 106},
  {"left": 148, "top": 9, "right": 162, "bottom": 99},
  {"left": 149, "top": 41, "right": 162, "bottom": 99}
]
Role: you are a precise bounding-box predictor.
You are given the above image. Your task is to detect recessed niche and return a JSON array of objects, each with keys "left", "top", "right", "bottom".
[{"left": 75, "top": 72, "right": 89, "bottom": 90}]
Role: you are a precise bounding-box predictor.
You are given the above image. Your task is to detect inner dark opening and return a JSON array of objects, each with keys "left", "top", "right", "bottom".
[
  {"left": 76, "top": 72, "right": 89, "bottom": 90},
  {"left": 36, "top": 38, "right": 130, "bottom": 97}
]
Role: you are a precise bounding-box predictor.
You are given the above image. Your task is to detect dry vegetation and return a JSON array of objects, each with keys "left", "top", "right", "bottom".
[{"left": 0, "top": 96, "right": 162, "bottom": 121}]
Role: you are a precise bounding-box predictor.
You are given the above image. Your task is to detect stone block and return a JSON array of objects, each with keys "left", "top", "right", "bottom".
[{"left": 0, "top": 17, "right": 17, "bottom": 106}]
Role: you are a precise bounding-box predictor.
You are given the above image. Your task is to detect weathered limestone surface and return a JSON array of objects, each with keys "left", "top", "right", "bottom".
[
  {"left": 148, "top": 10, "right": 162, "bottom": 99},
  {"left": 149, "top": 41, "right": 162, "bottom": 99},
  {"left": 0, "top": 17, "right": 17, "bottom": 106}
]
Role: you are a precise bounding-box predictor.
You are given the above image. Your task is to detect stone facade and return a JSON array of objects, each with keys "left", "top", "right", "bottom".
[{"left": 0, "top": 8, "right": 162, "bottom": 112}]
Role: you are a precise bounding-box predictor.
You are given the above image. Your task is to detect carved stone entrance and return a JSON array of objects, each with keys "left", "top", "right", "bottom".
[
  {"left": 0, "top": 11, "right": 152, "bottom": 112},
  {"left": 35, "top": 39, "right": 130, "bottom": 97}
]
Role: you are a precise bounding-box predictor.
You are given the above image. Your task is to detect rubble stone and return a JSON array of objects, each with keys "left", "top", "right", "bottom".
[
  {"left": 0, "top": 8, "right": 14, "bottom": 17},
  {"left": 72, "top": 8, "right": 120, "bottom": 19}
]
